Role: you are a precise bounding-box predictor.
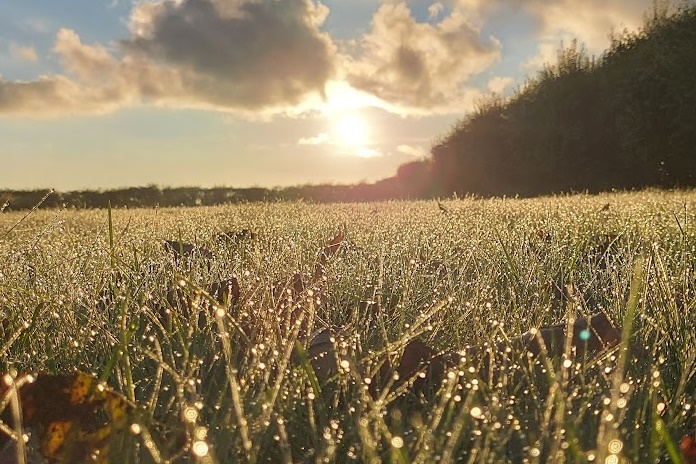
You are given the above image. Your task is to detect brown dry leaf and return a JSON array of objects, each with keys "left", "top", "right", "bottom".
[
  {"left": 403, "top": 312, "right": 621, "bottom": 391},
  {"left": 313, "top": 231, "right": 345, "bottom": 282},
  {"left": 0, "top": 371, "right": 131, "bottom": 464},
  {"left": 163, "top": 240, "right": 213, "bottom": 260},
  {"left": 682, "top": 435, "right": 696, "bottom": 464}
]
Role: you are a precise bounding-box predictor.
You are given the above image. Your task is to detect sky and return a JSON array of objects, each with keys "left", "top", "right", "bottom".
[{"left": 0, "top": 0, "right": 656, "bottom": 191}]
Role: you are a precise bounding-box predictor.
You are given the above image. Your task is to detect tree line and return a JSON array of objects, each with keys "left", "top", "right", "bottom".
[
  {"left": 425, "top": 1, "right": 696, "bottom": 197},
  {"left": 0, "top": 181, "right": 415, "bottom": 211}
]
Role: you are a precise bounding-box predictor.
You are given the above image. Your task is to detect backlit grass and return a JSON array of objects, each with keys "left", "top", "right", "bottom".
[{"left": 1, "top": 189, "right": 694, "bottom": 463}]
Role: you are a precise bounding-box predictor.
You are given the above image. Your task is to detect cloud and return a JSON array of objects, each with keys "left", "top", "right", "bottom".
[
  {"left": 0, "top": 0, "right": 337, "bottom": 116},
  {"left": 521, "top": 42, "right": 558, "bottom": 72},
  {"left": 54, "top": 29, "right": 120, "bottom": 82},
  {"left": 487, "top": 75, "right": 513, "bottom": 94},
  {"left": 396, "top": 144, "right": 426, "bottom": 157},
  {"left": 467, "top": 0, "right": 655, "bottom": 50},
  {"left": 298, "top": 132, "right": 330, "bottom": 145},
  {"left": 526, "top": 0, "right": 654, "bottom": 50},
  {"left": 355, "top": 147, "right": 382, "bottom": 158},
  {"left": 344, "top": 3, "right": 501, "bottom": 113},
  {"left": 10, "top": 45, "right": 39, "bottom": 63},
  {"left": 0, "top": 28, "right": 163, "bottom": 116},
  {"left": 500, "top": 0, "right": 655, "bottom": 78},
  {"left": 455, "top": 0, "right": 656, "bottom": 80},
  {"left": 3, "top": 0, "right": 653, "bottom": 119},
  {"left": 0, "top": 75, "right": 128, "bottom": 115},
  {"left": 428, "top": 2, "right": 445, "bottom": 20},
  {"left": 20, "top": 18, "right": 52, "bottom": 35},
  {"left": 122, "top": 0, "right": 336, "bottom": 110}
]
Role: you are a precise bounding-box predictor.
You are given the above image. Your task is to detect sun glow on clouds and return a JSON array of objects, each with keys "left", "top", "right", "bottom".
[
  {"left": 333, "top": 113, "right": 368, "bottom": 147},
  {"left": 329, "top": 108, "right": 380, "bottom": 157},
  {"left": 299, "top": 110, "right": 379, "bottom": 158},
  {"left": 296, "top": 81, "right": 382, "bottom": 157}
]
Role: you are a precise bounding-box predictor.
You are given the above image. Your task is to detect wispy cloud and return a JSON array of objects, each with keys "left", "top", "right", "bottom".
[
  {"left": 20, "top": 17, "right": 53, "bottom": 34},
  {"left": 522, "top": 42, "right": 558, "bottom": 72},
  {"left": 528, "top": 0, "right": 653, "bottom": 50},
  {"left": 474, "top": 0, "right": 655, "bottom": 50},
  {"left": 487, "top": 75, "right": 513, "bottom": 94},
  {"left": 428, "top": 2, "right": 445, "bottom": 20},
  {"left": 396, "top": 144, "right": 426, "bottom": 157},
  {"left": 10, "top": 44, "right": 39, "bottom": 62},
  {"left": 298, "top": 132, "right": 330, "bottom": 145},
  {"left": 355, "top": 147, "right": 382, "bottom": 158}
]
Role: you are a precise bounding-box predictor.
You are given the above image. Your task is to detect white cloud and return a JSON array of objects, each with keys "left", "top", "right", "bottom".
[
  {"left": 344, "top": 3, "right": 501, "bottom": 113},
  {"left": 521, "top": 42, "right": 558, "bottom": 72},
  {"left": 467, "top": 0, "right": 656, "bottom": 51},
  {"left": 0, "top": 74, "right": 130, "bottom": 116},
  {"left": 487, "top": 75, "right": 513, "bottom": 94},
  {"left": 54, "top": 29, "right": 119, "bottom": 82},
  {"left": 428, "top": 2, "right": 445, "bottom": 20},
  {"left": 122, "top": 0, "right": 336, "bottom": 110},
  {"left": 529, "top": 0, "right": 654, "bottom": 50},
  {"left": 455, "top": 0, "right": 657, "bottom": 86},
  {"left": 511, "top": 0, "right": 655, "bottom": 79},
  {"left": 355, "top": 147, "right": 382, "bottom": 158},
  {"left": 0, "top": 0, "right": 499, "bottom": 117}
]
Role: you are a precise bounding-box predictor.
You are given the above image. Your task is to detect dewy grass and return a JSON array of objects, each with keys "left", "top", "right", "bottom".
[{"left": 0, "top": 190, "right": 695, "bottom": 463}]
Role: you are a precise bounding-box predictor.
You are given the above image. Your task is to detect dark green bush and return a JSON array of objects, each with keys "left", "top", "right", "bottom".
[{"left": 430, "top": 2, "right": 696, "bottom": 197}]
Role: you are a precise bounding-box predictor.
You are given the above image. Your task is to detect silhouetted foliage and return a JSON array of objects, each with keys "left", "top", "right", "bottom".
[
  {"left": 430, "top": 2, "right": 696, "bottom": 197},
  {"left": 0, "top": 181, "right": 417, "bottom": 210}
]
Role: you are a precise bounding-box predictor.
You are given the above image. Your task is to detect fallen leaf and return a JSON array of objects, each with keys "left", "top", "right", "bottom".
[
  {"left": 0, "top": 371, "right": 131, "bottom": 464},
  {"left": 681, "top": 435, "right": 696, "bottom": 464},
  {"left": 400, "top": 312, "right": 621, "bottom": 390},
  {"left": 162, "top": 240, "right": 213, "bottom": 260},
  {"left": 313, "top": 231, "right": 345, "bottom": 282}
]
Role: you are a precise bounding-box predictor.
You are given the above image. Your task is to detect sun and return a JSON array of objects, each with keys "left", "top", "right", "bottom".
[{"left": 332, "top": 113, "right": 369, "bottom": 148}]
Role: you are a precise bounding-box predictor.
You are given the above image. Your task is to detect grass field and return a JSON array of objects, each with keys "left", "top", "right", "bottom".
[{"left": 1, "top": 190, "right": 695, "bottom": 463}]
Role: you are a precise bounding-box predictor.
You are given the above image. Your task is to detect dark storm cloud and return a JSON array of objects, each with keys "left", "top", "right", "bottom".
[
  {"left": 0, "top": 0, "right": 336, "bottom": 116},
  {"left": 122, "top": 0, "right": 336, "bottom": 109}
]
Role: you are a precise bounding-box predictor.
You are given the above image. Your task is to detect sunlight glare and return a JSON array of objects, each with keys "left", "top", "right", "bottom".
[
  {"left": 316, "top": 82, "right": 382, "bottom": 157},
  {"left": 333, "top": 114, "right": 368, "bottom": 147}
]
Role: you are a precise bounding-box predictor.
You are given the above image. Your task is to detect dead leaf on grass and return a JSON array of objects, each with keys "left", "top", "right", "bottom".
[{"left": 0, "top": 371, "right": 131, "bottom": 464}]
